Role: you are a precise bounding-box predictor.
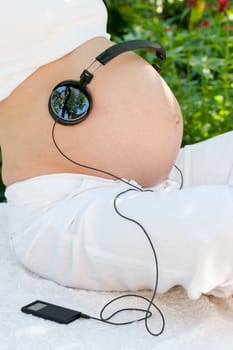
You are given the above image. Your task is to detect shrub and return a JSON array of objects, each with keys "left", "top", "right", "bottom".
[{"left": 106, "top": 0, "right": 233, "bottom": 145}]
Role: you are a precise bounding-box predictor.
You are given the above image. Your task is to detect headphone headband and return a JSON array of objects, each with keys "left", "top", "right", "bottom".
[{"left": 96, "top": 40, "right": 166, "bottom": 65}]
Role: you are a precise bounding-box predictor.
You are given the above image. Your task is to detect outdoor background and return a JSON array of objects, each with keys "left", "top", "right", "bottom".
[{"left": 0, "top": 0, "right": 232, "bottom": 201}]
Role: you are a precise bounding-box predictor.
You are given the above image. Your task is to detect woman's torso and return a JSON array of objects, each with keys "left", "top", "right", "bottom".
[{"left": 0, "top": 36, "right": 183, "bottom": 188}]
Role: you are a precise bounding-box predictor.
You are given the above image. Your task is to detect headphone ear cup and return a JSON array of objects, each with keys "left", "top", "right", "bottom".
[{"left": 48, "top": 80, "right": 92, "bottom": 125}]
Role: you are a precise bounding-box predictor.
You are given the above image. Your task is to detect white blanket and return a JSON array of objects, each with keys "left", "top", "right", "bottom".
[{"left": 1, "top": 202, "right": 233, "bottom": 350}]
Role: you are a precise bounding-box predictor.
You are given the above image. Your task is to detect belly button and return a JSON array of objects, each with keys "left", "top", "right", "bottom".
[{"left": 174, "top": 113, "right": 181, "bottom": 125}]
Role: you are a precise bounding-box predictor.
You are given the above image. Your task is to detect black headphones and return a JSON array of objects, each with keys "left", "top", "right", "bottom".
[{"left": 48, "top": 40, "right": 166, "bottom": 126}]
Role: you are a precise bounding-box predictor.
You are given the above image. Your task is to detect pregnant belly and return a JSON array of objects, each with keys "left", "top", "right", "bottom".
[
  {"left": 52, "top": 52, "right": 183, "bottom": 187},
  {"left": 1, "top": 37, "right": 183, "bottom": 187}
]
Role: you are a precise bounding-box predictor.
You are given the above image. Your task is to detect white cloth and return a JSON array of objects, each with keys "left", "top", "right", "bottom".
[
  {"left": 0, "top": 0, "right": 109, "bottom": 101},
  {"left": 2, "top": 204, "right": 233, "bottom": 349},
  {"left": 5, "top": 131, "right": 233, "bottom": 300}
]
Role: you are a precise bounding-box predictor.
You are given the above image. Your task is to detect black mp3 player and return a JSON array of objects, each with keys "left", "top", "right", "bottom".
[{"left": 21, "top": 300, "right": 83, "bottom": 324}]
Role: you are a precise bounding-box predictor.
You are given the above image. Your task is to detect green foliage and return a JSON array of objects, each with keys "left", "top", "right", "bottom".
[{"left": 105, "top": 0, "right": 233, "bottom": 145}]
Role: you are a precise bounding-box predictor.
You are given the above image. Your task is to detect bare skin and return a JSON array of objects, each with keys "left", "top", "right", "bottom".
[{"left": 0, "top": 36, "right": 183, "bottom": 188}]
